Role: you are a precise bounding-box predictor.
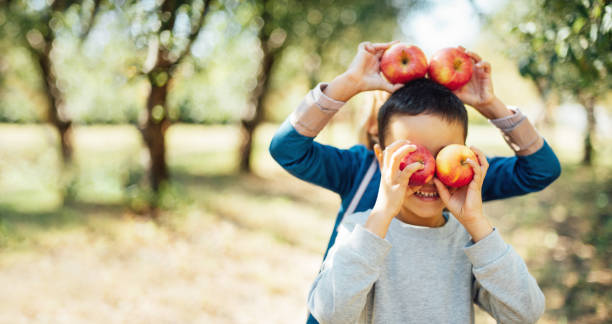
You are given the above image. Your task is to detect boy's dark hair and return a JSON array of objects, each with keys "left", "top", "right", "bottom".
[{"left": 377, "top": 78, "right": 468, "bottom": 147}]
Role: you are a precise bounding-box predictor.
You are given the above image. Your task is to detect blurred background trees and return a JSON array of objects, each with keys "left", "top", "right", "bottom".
[
  {"left": 1, "top": 0, "right": 102, "bottom": 164},
  {"left": 235, "top": 0, "right": 420, "bottom": 172},
  {"left": 1, "top": 0, "right": 609, "bottom": 199},
  {"left": 503, "top": 0, "right": 611, "bottom": 165},
  {"left": 0, "top": 1, "right": 611, "bottom": 321},
  {"left": 121, "top": 0, "right": 212, "bottom": 197}
]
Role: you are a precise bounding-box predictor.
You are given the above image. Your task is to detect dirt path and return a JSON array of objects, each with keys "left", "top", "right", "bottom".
[{"left": 0, "top": 208, "right": 324, "bottom": 323}]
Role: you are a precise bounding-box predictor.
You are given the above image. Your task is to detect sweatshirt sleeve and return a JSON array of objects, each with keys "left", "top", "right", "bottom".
[
  {"left": 308, "top": 222, "right": 391, "bottom": 324},
  {"left": 464, "top": 229, "right": 545, "bottom": 324},
  {"left": 482, "top": 140, "right": 561, "bottom": 201},
  {"left": 269, "top": 84, "right": 366, "bottom": 195}
]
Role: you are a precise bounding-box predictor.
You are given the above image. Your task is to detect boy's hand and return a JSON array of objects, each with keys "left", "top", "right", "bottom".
[
  {"left": 325, "top": 41, "right": 403, "bottom": 102},
  {"left": 366, "top": 140, "right": 423, "bottom": 238},
  {"left": 433, "top": 146, "right": 493, "bottom": 242},
  {"left": 452, "top": 48, "right": 512, "bottom": 119}
]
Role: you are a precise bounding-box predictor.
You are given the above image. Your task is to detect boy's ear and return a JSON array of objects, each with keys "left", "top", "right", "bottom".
[{"left": 374, "top": 144, "right": 383, "bottom": 165}]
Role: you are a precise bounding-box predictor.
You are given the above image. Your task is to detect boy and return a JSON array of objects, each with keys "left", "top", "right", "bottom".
[{"left": 307, "top": 78, "right": 545, "bottom": 323}]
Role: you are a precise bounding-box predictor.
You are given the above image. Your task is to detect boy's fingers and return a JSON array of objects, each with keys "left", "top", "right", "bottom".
[
  {"left": 383, "top": 140, "right": 410, "bottom": 170},
  {"left": 470, "top": 146, "right": 489, "bottom": 169},
  {"left": 390, "top": 144, "right": 417, "bottom": 172},
  {"left": 433, "top": 178, "right": 451, "bottom": 204},
  {"left": 374, "top": 144, "right": 383, "bottom": 164},
  {"left": 400, "top": 162, "right": 423, "bottom": 185},
  {"left": 465, "top": 158, "right": 482, "bottom": 183}
]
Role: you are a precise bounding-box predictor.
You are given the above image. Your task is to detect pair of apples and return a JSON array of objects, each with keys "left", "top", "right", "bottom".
[
  {"left": 399, "top": 144, "right": 478, "bottom": 188},
  {"left": 380, "top": 43, "right": 473, "bottom": 90}
]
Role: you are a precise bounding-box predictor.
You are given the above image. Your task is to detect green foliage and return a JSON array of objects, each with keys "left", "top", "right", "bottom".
[{"left": 503, "top": 0, "right": 611, "bottom": 100}]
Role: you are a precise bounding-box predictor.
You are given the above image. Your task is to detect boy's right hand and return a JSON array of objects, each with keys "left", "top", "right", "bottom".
[
  {"left": 324, "top": 41, "right": 404, "bottom": 102},
  {"left": 365, "top": 140, "right": 423, "bottom": 238}
]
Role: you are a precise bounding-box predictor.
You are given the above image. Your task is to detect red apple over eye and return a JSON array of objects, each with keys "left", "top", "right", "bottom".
[
  {"left": 380, "top": 43, "right": 428, "bottom": 84},
  {"left": 435, "top": 144, "right": 479, "bottom": 188},
  {"left": 399, "top": 144, "right": 436, "bottom": 186},
  {"left": 428, "top": 47, "right": 473, "bottom": 90}
]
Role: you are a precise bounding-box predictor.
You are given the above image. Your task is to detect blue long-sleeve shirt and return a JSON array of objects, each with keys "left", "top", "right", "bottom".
[{"left": 269, "top": 119, "right": 561, "bottom": 262}]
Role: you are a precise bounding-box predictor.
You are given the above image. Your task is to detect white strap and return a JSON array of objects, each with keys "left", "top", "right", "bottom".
[{"left": 343, "top": 157, "right": 378, "bottom": 219}]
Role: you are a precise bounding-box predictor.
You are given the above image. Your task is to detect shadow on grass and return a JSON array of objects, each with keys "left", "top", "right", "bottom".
[
  {"left": 172, "top": 170, "right": 331, "bottom": 208},
  {"left": 0, "top": 201, "right": 127, "bottom": 250}
]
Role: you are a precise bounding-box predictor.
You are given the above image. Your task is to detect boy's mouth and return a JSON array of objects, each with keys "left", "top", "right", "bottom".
[{"left": 414, "top": 190, "right": 439, "bottom": 201}]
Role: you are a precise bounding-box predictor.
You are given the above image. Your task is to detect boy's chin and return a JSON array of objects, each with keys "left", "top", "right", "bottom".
[{"left": 404, "top": 195, "right": 445, "bottom": 218}]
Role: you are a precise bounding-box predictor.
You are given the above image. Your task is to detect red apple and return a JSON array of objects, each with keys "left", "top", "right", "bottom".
[
  {"left": 428, "top": 47, "right": 473, "bottom": 90},
  {"left": 399, "top": 144, "right": 436, "bottom": 186},
  {"left": 380, "top": 43, "right": 428, "bottom": 84},
  {"left": 435, "top": 144, "right": 478, "bottom": 188}
]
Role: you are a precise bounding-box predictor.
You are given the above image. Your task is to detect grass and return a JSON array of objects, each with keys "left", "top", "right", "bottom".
[{"left": 0, "top": 122, "right": 611, "bottom": 323}]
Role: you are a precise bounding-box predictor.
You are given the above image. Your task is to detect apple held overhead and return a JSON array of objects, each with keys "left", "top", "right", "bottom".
[
  {"left": 380, "top": 43, "right": 428, "bottom": 84},
  {"left": 379, "top": 43, "right": 473, "bottom": 91},
  {"left": 428, "top": 48, "right": 473, "bottom": 91}
]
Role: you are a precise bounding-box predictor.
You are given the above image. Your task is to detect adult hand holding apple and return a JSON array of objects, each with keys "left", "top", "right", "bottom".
[
  {"left": 448, "top": 47, "right": 514, "bottom": 120},
  {"left": 324, "top": 41, "right": 405, "bottom": 102},
  {"left": 433, "top": 146, "right": 493, "bottom": 242}
]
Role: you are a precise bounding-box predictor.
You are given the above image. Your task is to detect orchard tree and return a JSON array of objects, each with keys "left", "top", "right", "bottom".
[
  {"left": 505, "top": 0, "right": 611, "bottom": 165},
  {"left": 123, "top": 0, "right": 212, "bottom": 194},
  {"left": 0, "top": 0, "right": 102, "bottom": 164},
  {"left": 237, "top": 0, "right": 421, "bottom": 173}
]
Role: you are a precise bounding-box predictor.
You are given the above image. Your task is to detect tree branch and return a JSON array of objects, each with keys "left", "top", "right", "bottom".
[
  {"left": 80, "top": 0, "right": 102, "bottom": 41},
  {"left": 161, "top": 0, "right": 178, "bottom": 32},
  {"left": 174, "top": 0, "right": 212, "bottom": 66}
]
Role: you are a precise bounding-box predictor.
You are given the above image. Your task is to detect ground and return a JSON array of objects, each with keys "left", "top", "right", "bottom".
[{"left": 0, "top": 122, "right": 610, "bottom": 323}]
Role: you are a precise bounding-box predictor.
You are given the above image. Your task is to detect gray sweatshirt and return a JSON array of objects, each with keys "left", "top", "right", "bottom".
[{"left": 308, "top": 210, "right": 545, "bottom": 324}]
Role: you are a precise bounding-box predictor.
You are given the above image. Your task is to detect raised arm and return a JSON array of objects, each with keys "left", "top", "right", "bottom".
[
  {"left": 452, "top": 48, "right": 561, "bottom": 201},
  {"left": 269, "top": 41, "right": 402, "bottom": 195}
]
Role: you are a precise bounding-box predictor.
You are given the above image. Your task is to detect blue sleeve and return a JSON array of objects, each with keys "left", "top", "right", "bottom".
[
  {"left": 482, "top": 140, "right": 561, "bottom": 201},
  {"left": 269, "top": 119, "right": 364, "bottom": 196}
]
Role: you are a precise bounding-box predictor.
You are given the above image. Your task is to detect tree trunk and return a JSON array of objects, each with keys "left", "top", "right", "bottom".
[
  {"left": 36, "top": 45, "right": 73, "bottom": 164},
  {"left": 141, "top": 70, "right": 171, "bottom": 193},
  {"left": 534, "top": 80, "right": 555, "bottom": 129},
  {"left": 239, "top": 37, "right": 276, "bottom": 173},
  {"left": 580, "top": 96, "right": 596, "bottom": 165}
]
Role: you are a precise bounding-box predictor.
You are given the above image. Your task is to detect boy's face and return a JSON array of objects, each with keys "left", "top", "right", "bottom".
[{"left": 384, "top": 113, "right": 465, "bottom": 221}]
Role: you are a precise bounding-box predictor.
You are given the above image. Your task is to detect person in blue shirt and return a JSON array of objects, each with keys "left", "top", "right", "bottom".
[{"left": 269, "top": 41, "right": 561, "bottom": 323}]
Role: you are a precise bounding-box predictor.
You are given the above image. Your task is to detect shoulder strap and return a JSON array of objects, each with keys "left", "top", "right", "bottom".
[{"left": 343, "top": 157, "right": 378, "bottom": 219}]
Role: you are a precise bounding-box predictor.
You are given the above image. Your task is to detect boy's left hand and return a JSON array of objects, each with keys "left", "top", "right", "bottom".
[
  {"left": 451, "top": 47, "right": 497, "bottom": 117},
  {"left": 433, "top": 146, "right": 493, "bottom": 242}
]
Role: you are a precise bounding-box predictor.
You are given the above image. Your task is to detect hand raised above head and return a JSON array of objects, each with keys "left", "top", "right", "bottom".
[
  {"left": 344, "top": 41, "right": 405, "bottom": 94},
  {"left": 451, "top": 48, "right": 496, "bottom": 113}
]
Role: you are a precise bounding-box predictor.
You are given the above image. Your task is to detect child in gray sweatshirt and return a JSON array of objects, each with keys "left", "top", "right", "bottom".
[{"left": 307, "top": 75, "right": 545, "bottom": 324}]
